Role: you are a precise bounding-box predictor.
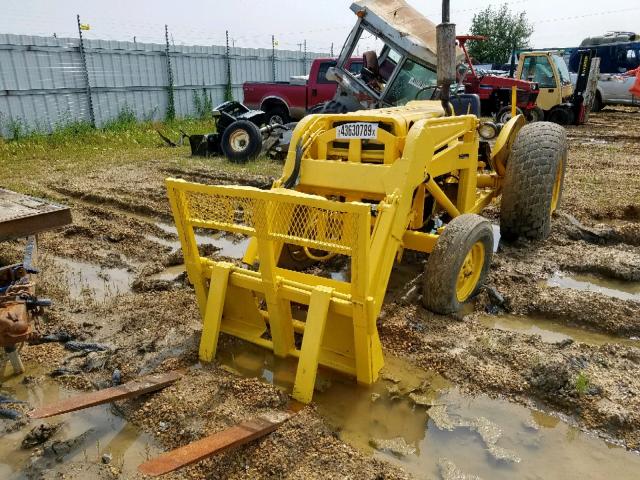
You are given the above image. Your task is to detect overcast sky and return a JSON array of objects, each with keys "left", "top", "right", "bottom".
[{"left": 0, "top": 0, "right": 637, "bottom": 52}]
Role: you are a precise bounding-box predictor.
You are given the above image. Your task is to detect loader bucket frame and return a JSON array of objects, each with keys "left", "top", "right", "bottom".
[{"left": 166, "top": 180, "right": 381, "bottom": 403}]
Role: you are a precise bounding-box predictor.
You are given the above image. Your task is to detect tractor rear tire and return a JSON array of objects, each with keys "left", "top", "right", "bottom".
[
  {"left": 221, "top": 120, "right": 262, "bottom": 163},
  {"left": 309, "top": 100, "right": 350, "bottom": 114},
  {"left": 422, "top": 214, "right": 494, "bottom": 315},
  {"left": 500, "top": 122, "right": 567, "bottom": 242}
]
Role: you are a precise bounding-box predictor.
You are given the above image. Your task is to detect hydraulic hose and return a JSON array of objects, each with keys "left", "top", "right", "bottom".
[{"left": 283, "top": 139, "right": 303, "bottom": 189}]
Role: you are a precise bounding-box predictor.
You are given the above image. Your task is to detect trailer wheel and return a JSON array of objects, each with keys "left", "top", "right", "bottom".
[
  {"left": 496, "top": 106, "right": 524, "bottom": 124},
  {"left": 221, "top": 120, "right": 263, "bottom": 163},
  {"left": 500, "top": 122, "right": 567, "bottom": 241},
  {"left": 422, "top": 214, "right": 493, "bottom": 314}
]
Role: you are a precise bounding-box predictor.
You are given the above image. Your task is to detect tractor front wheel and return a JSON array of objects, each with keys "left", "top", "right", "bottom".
[
  {"left": 500, "top": 122, "right": 567, "bottom": 241},
  {"left": 422, "top": 214, "right": 494, "bottom": 314}
]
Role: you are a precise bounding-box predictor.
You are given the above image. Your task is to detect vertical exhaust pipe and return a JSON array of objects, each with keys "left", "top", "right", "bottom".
[{"left": 437, "top": 0, "right": 456, "bottom": 116}]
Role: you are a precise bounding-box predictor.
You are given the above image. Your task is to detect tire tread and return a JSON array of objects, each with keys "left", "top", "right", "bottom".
[{"left": 500, "top": 121, "right": 567, "bottom": 241}]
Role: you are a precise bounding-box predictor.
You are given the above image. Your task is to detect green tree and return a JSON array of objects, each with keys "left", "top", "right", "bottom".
[{"left": 467, "top": 4, "right": 534, "bottom": 65}]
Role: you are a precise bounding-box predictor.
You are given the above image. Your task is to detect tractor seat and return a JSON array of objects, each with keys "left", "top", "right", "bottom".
[{"left": 450, "top": 94, "right": 481, "bottom": 117}]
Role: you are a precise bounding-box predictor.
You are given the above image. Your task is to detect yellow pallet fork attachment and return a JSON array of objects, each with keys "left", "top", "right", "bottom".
[
  {"left": 166, "top": 181, "right": 380, "bottom": 403},
  {"left": 166, "top": 103, "right": 517, "bottom": 403}
]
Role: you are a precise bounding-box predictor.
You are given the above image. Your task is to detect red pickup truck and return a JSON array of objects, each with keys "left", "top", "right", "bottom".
[{"left": 243, "top": 58, "right": 363, "bottom": 125}]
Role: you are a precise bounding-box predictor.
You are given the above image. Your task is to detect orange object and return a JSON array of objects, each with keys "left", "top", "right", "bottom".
[
  {"left": 0, "top": 301, "right": 32, "bottom": 347},
  {"left": 28, "top": 371, "right": 181, "bottom": 418},
  {"left": 138, "top": 412, "right": 295, "bottom": 476},
  {"left": 626, "top": 66, "right": 640, "bottom": 96}
]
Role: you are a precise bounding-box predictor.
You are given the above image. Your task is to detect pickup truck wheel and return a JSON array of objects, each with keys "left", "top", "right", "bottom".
[
  {"left": 265, "top": 106, "right": 289, "bottom": 125},
  {"left": 221, "top": 120, "right": 262, "bottom": 163}
]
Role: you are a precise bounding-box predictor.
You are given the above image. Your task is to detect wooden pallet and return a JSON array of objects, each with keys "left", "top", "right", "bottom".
[{"left": 0, "top": 188, "right": 71, "bottom": 242}]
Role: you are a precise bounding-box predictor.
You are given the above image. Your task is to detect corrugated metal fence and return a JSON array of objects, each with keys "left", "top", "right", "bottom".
[{"left": 0, "top": 34, "right": 324, "bottom": 138}]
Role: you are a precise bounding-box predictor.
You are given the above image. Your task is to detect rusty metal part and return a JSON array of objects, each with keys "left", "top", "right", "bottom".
[
  {"left": 0, "top": 188, "right": 71, "bottom": 242},
  {"left": 0, "top": 274, "right": 35, "bottom": 347},
  {"left": 28, "top": 371, "right": 182, "bottom": 419},
  {"left": 0, "top": 300, "right": 32, "bottom": 347},
  {"left": 0, "top": 263, "right": 27, "bottom": 287},
  {"left": 138, "top": 411, "right": 295, "bottom": 476}
]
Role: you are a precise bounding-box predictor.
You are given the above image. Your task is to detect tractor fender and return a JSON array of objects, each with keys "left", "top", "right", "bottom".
[{"left": 490, "top": 114, "right": 526, "bottom": 177}]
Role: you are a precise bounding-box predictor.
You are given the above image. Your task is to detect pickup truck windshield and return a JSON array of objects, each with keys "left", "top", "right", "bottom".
[{"left": 384, "top": 59, "right": 437, "bottom": 106}]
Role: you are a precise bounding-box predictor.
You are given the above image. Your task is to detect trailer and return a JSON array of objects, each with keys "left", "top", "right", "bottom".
[{"left": 0, "top": 188, "right": 71, "bottom": 376}]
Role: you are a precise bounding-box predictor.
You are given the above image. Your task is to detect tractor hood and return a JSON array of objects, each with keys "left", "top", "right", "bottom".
[{"left": 351, "top": 0, "right": 463, "bottom": 68}]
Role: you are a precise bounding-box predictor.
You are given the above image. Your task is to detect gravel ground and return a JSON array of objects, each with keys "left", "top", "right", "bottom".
[{"left": 1, "top": 106, "right": 639, "bottom": 478}]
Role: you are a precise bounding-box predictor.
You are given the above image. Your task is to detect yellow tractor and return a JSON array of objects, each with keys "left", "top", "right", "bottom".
[{"left": 166, "top": 0, "right": 568, "bottom": 403}]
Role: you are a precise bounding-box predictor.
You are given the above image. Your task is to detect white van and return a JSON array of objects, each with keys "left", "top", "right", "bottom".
[{"left": 569, "top": 32, "right": 639, "bottom": 110}]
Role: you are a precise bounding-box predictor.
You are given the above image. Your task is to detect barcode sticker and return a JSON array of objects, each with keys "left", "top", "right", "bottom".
[{"left": 335, "top": 122, "right": 378, "bottom": 139}]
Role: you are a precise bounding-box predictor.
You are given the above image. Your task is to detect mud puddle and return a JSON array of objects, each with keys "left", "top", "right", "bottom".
[
  {"left": 149, "top": 221, "right": 249, "bottom": 259},
  {"left": 216, "top": 339, "right": 640, "bottom": 479},
  {"left": 547, "top": 272, "right": 640, "bottom": 302},
  {"left": 54, "top": 257, "right": 133, "bottom": 302},
  {"left": 478, "top": 314, "right": 640, "bottom": 346},
  {"left": 0, "top": 364, "right": 158, "bottom": 479},
  {"left": 86, "top": 204, "right": 249, "bottom": 260},
  {"left": 149, "top": 264, "right": 186, "bottom": 281}
]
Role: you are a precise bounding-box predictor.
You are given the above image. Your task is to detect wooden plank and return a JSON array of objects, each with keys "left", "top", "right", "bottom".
[
  {"left": 0, "top": 188, "right": 71, "bottom": 242},
  {"left": 138, "top": 412, "right": 294, "bottom": 476},
  {"left": 28, "top": 371, "right": 181, "bottom": 419}
]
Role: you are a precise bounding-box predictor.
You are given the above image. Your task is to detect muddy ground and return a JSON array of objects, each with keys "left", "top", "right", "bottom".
[{"left": 1, "top": 107, "right": 639, "bottom": 479}]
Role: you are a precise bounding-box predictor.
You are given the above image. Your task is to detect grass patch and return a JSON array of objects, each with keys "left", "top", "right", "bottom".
[
  {"left": 574, "top": 371, "right": 590, "bottom": 395},
  {"left": 0, "top": 115, "right": 282, "bottom": 193},
  {"left": 102, "top": 105, "right": 138, "bottom": 131}
]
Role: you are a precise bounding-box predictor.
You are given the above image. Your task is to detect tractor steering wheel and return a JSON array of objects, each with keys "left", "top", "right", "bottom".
[{"left": 414, "top": 85, "right": 439, "bottom": 100}]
